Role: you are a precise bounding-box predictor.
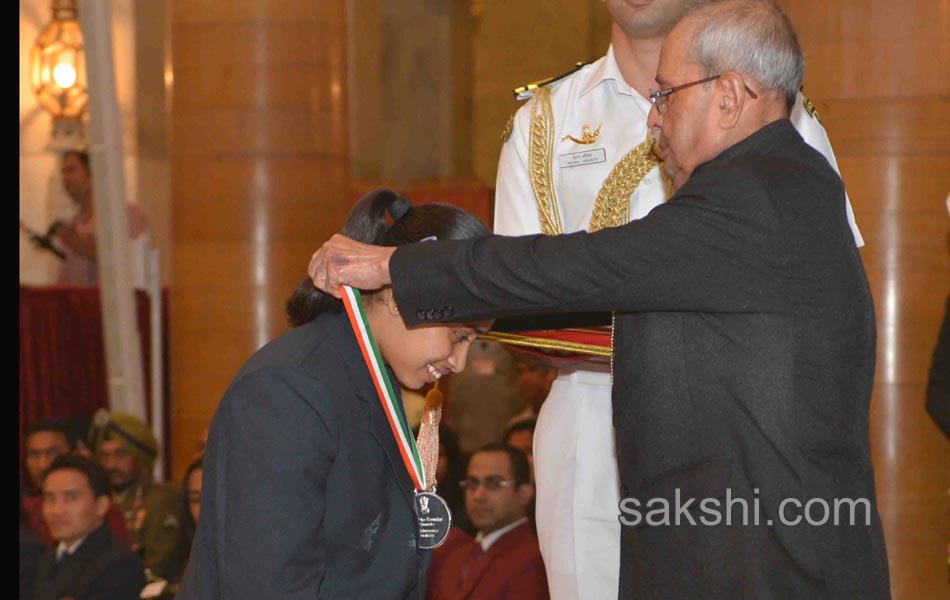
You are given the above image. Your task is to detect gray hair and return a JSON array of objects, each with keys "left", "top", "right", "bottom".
[{"left": 684, "top": 0, "right": 805, "bottom": 107}]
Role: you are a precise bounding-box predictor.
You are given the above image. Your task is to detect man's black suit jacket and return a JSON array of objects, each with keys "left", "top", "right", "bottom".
[
  {"left": 31, "top": 523, "right": 146, "bottom": 600},
  {"left": 177, "top": 311, "right": 429, "bottom": 599},
  {"left": 390, "top": 119, "right": 890, "bottom": 599}
]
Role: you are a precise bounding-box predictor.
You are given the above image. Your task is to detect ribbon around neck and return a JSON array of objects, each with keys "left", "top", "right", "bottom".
[{"left": 340, "top": 285, "right": 426, "bottom": 491}]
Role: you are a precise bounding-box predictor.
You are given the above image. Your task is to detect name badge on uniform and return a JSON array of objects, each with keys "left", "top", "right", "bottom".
[{"left": 558, "top": 148, "right": 606, "bottom": 169}]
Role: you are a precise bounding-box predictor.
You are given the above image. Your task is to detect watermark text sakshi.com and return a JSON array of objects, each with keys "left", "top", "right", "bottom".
[{"left": 618, "top": 488, "right": 872, "bottom": 527}]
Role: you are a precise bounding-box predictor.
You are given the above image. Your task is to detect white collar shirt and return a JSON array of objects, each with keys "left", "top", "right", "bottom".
[
  {"left": 55, "top": 536, "right": 88, "bottom": 562},
  {"left": 474, "top": 516, "right": 529, "bottom": 552}
]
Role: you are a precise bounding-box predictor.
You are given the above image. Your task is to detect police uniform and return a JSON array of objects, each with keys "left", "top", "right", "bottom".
[
  {"left": 91, "top": 410, "right": 184, "bottom": 582},
  {"left": 112, "top": 475, "right": 183, "bottom": 581},
  {"left": 493, "top": 46, "right": 864, "bottom": 600}
]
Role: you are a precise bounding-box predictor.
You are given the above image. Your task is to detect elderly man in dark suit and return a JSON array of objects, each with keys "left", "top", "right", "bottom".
[{"left": 307, "top": 1, "right": 891, "bottom": 598}]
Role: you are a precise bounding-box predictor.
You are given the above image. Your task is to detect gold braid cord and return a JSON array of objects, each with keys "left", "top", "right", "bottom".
[
  {"left": 416, "top": 385, "right": 443, "bottom": 492},
  {"left": 528, "top": 88, "right": 563, "bottom": 235},
  {"left": 588, "top": 134, "right": 662, "bottom": 232},
  {"left": 478, "top": 331, "right": 613, "bottom": 358}
]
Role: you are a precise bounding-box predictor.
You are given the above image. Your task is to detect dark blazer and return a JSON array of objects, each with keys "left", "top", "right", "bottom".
[
  {"left": 31, "top": 523, "right": 146, "bottom": 600},
  {"left": 390, "top": 119, "right": 890, "bottom": 599},
  {"left": 177, "top": 310, "right": 430, "bottom": 600},
  {"left": 20, "top": 522, "right": 44, "bottom": 600},
  {"left": 427, "top": 522, "right": 548, "bottom": 600}
]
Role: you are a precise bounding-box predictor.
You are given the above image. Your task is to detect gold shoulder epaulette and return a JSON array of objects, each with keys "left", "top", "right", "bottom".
[
  {"left": 500, "top": 113, "right": 515, "bottom": 143},
  {"left": 513, "top": 61, "right": 591, "bottom": 102},
  {"left": 800, "top": 89, "right": 823, "bottom": 125}
]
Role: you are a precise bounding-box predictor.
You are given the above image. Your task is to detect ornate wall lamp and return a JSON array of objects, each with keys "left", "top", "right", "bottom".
[{"left": 30, "top": 0, "right": 88, "bottom": 150}]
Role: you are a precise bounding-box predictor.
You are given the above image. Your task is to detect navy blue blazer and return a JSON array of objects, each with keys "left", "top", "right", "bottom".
[
  {"left": 31, "top": 523, "right": 146, "bottom": 600},
  {"left": 390, "top": 120, "right": 890, "bottom": 599},
  {"left": 177, "top": 310, "right": 430, "bottom": 599}
]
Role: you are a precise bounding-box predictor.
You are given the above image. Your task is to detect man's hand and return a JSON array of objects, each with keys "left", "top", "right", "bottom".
[{"left": 308, "top": 234, "right": 397, "bottom": 298}]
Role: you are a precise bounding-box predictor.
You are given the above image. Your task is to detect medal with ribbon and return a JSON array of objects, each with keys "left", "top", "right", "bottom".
[{"left": 341, "top": 285, "right": 452, "bottom": 549}]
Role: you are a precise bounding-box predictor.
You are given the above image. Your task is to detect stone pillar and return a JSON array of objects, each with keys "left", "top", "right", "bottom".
[{"left": 169, "top": 0, "right": 348, "bottom": 480}]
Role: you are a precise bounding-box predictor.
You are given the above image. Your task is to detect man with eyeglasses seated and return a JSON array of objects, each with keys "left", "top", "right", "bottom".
[{"left": 426, "top": 443, "right": 549, "bottom": 600}]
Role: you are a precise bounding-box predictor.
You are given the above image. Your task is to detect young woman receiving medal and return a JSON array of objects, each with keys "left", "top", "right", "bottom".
[{"left": 177, "top": 190, "right": 491, "bottom": 600}]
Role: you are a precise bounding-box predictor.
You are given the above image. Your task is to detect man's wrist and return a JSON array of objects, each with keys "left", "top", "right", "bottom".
[{"left": 381, "top": 246, "right": 397, "bottom": 285}]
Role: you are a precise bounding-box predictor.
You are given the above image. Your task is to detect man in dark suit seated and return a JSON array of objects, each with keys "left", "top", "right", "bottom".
[
  {"left": 307, "top": 1, "right": 892, "bottom": 597},
  {"left": 427, "top": 444, "right": 548, "bottom": 599},
  {"left": 31, "top": 453, "right": 146, "bottom": 600}
]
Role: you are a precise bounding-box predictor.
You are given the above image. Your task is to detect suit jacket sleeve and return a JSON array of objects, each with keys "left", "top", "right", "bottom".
[
  {"left": 195, "top": 367, "right": 338, "bottom": 599},
  {"left": 392, "top": 167, "right": 791, "bottom": 324}
]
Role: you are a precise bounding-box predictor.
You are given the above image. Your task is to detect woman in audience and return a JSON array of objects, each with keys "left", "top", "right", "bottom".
[{"left": 179, "top": 457, "right": 204, "bottom": 574}]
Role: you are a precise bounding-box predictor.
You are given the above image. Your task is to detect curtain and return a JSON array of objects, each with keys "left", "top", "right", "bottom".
[{"left": 19, "top": 285, "right": 170, "bottom": 476}]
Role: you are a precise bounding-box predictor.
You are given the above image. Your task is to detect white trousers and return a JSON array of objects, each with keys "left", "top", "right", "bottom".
[{"left": 533, "top": 368, "right": 620, "bottom": 600}]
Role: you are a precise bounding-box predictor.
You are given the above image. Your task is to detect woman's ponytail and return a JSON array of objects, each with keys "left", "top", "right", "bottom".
[{"left": 286, "top": 189, "right": 411, "bottom": 325}]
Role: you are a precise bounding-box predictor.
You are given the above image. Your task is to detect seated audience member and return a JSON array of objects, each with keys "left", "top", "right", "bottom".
[
  {"left": 503, "top": 419, "right": 537, "bottom": 468},
  {"left": 31, "top": 453, "right": 146, "bottom": 600},
  {"left": 507, "top": 361, "right": 557, "bottom": 428},
  {"left": 23, "top": 419, "right": 72, "bottom": 498},
  {"left": 20, "top": 484, "right": 44, "bottom": 600},
  {"left": 22, "top": 418, "right": 131, "bottom": 547},
  {"left": 427, "top": 443, "right": 548, "bottom": 600},
  {"left": 426, "top": 525, "right": 475, "bottom": 600},
  {"left": 141, "top": 455, "right": 206, "bottom": 597},
  {"left": 89, "top": 410, "right": 183, "bottom": 581}
]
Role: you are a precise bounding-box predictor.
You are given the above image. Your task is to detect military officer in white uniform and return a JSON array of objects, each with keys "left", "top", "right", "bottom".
[{"left": 492, "top": 2, "right": 863, "bottom": 599}]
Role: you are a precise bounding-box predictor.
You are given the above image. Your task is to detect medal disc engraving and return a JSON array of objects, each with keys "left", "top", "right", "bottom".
[{"left": 414, "top": 491, "right": 452, "bottom": 549}]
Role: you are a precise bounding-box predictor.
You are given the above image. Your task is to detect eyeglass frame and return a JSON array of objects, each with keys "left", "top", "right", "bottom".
[
  {"left": 458, "top": 474, "right": 516, "bottom": 491},
  {"left": 649, "top": 73, "right": 758, "bottom": 115}
]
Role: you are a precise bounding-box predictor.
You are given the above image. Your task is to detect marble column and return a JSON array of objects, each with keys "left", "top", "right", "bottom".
[{"left": 169, "top": 0, "right": 349, "bottom": 480}]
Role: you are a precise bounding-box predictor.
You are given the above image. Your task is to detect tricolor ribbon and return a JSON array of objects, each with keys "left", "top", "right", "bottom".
[{"left": 341, "top": 285, "right": 427, "bottom": 491}]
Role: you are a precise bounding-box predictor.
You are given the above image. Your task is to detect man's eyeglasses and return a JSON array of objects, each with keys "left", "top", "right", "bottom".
[
  {"left": 459, "top": 475, "right": 514, "bottom": 491},
  {"left": 649, "top": 74, "right": 758, "bottom": 115}
]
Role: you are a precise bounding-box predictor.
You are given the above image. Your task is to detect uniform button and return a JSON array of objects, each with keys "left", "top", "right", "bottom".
[
  {"left": 416, "top": 310, "right": 427, "bottom": 320},
  {"left": 443, "top": 307, "right": 454, "bottom": 318}
]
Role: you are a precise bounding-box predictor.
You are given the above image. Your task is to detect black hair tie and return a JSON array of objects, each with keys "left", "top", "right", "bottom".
[{"left": 388, "top": 195, "right": 412, "bottom": 222}]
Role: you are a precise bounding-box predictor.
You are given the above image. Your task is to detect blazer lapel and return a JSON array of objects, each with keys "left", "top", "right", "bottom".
[
  {"left": 331, "top": 311, "right": 417, "bottom": 503},
  {"left": 457, "top": 541, "right": 494, "bottom": 599},
  {"left": 44, "top": 547, "right": 83, "bottom": 598},
  {"left": 457, "top": 523, "right": 531, "bottom": 598},
  {"left": 366, "top": 376, "right": 417, "bottom": 503}
]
